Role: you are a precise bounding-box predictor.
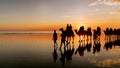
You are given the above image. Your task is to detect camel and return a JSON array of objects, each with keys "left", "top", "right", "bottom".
[{"left": 75, "top": 26, "right": 92, "bottom": 41}]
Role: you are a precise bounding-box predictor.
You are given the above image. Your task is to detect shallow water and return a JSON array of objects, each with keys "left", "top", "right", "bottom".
[{"left": 0, "top": 33, "right": 119, "bottom": 68}]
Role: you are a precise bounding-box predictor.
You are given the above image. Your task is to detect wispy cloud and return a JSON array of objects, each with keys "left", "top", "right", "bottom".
[
  {"left": 61, "top": 15, "right": 72, "bottom": 18},
  {"left": 95, "top": 8, "right": 100, "bottom": 11},
  {"left": 110, "top": 9, "right": 120, "bottom": 14},
  {"left": 89, "top": 0, "right": 101, "bottom": 6},
  {"left": 89, "top": 0, "right": 120, "bottom": 6}
]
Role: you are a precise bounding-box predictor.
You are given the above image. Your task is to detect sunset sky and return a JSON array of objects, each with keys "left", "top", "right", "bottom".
[{"left": 0, "top": 0, "right": 120, "bottom": 31}]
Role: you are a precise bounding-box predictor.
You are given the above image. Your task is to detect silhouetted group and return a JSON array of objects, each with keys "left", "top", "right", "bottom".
[
  {"left": 74, "top": 27, "right": 92, "bottom": 41},
  {"left": 104, "top": 28, "right": 120, "bottom": 51},
  {"left": 53, "top": 24, "right": 120, "bottom": 50},
  {"left": 52, "top": 24, "right": 120, "bottom": 66},
  {"left": 93, "top": 27, "right": 101, "bottom": 40},
  {"left": 59, "top": 24, "right": 74, "bottom": 48},
  {"left": 104, "top": 28, "right": 120, "bottom": 40},
  {"left": 52, "top": 39, "right": 74, "bottom": 66}
]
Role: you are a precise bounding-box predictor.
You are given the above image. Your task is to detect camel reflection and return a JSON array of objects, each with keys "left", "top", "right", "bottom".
[
  {"left": 104, "top": 38, "right": 120, "bottom": 51},
  {"left": 52, "top": 25, "right": 120, "bottom": 66},
  {"left": 104, "top": 28, "right": 120, "bottom": 51},
  {"left": 59, "top": 41, "right": 74, "bottom": 66},
  {"left": 75, "top": 39, "right": 92, "bottom": 56},
  {"left": 75, "top": 41, "right": 86, "bottom": 56},
  {"left": 104, "top": 41, "right": 113, "bottom": 51},
  {"left": 114, "top": 40, "right": 120, "bottom": 46},
  {"left": 93, "top": 39, "right": 101, "bottom": 54},
  {"left": 86, "top": 41, "right": 92, "bottom": 52}
]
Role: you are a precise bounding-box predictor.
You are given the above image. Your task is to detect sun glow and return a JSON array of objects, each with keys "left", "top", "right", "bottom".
[
  {"left": 75, "top": 23, "right": 87, "bottom": 30},
  {"left": 80, "top": 35, "right": 83, "bottom": 40}
]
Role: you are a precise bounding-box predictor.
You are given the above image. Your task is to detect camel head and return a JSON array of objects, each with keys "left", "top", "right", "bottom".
[
  {"left": 75, "top": 29, "right": 78, "bottom": 34},
  {"left": 59, "top": 28, "right": 63, "bottom": 31}
]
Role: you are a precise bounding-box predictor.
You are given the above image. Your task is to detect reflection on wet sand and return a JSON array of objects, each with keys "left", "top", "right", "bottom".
[
  {"left": 88, "top": 58, "right": 120, "bottom": 67},
  {"left": 52, "top": 34, "right": 120, "bottom": 67},
  {"left": 104, "top": 36, "right": 120, "bottom": 51},
  {"left": 0, "top": 32, "right": 119, "bottom": 68},
  {"left": 59, "top": 41, "right": 74, "bottom": 66},
  {"left": 52, "top": 26, "right": 120, "bottom": 67}
]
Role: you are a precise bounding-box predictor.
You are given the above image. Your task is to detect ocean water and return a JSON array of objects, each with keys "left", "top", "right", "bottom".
[
  {"left": 0, "top": 32, "right": 119, "bottom": 68},
  {"left": 0, "top": 31, "right": 55, "bottom": 34}
]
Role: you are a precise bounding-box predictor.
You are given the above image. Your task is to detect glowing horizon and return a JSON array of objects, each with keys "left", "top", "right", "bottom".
[{"left": 0, "top": 0, "right": 120, "bottom": 31}]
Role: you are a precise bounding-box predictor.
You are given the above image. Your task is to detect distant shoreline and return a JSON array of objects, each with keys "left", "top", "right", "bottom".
[{"left": 0, "top": 31, "right": 61, "bottom": 34}]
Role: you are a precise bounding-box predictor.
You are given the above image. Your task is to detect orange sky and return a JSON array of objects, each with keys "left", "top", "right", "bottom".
[{"left": 0, "top": 0, "right": 120, "bottom": 31}]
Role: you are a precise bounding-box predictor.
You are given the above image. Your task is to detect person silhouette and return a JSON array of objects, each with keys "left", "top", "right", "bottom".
[
  {"left": 53, "top": 30, "right": 58, "bottom": 46},
  {"left": 69, "top": 24, "right": 74, "bottom": 43},
  {"left": 66, "top": 24, "right": 70, "bottom": 42},
  {"left": 66, "top": 24, "right": 69, "bottom": 32},
  {"left": 60, "top": 28, "right": 66, "bottom": 48}
]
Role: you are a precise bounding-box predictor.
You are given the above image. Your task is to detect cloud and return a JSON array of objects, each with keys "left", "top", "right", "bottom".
[
  {"left": 89, "top": 0, "right": 101, "bottom": 6},
  {"left": 89, "top": 0, "right": 120, "bottom": 6},
  {"left": 95, "top": 8, "right": 100, "bottom": 11},
  {"left": 61, "top": 15, "right": 72, "bottom": 18},
  {"left": 110, "top": 9, "right": 120, "bottom": 14}
]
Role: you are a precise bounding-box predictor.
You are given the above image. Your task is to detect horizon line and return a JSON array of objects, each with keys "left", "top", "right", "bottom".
[{"left": 0, "top": 31, "right": 61, "bottom": 34}]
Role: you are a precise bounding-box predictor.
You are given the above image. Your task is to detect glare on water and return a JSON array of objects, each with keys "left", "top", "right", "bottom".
[{"left": 0, "top": 33, "right": 119, "bottom": 68}]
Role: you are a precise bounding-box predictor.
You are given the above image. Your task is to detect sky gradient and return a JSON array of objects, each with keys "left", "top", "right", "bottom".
[{"left": 0, "top": 0, "right": 120, "bottom": 31}]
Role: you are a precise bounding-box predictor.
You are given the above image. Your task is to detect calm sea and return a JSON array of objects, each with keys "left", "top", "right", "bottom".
[
  {"left": 0, "top": 31, "right": 119, "bottom": 68},
  {"left": 0, "top": 31, "right": 55, "bottom": 34}
]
